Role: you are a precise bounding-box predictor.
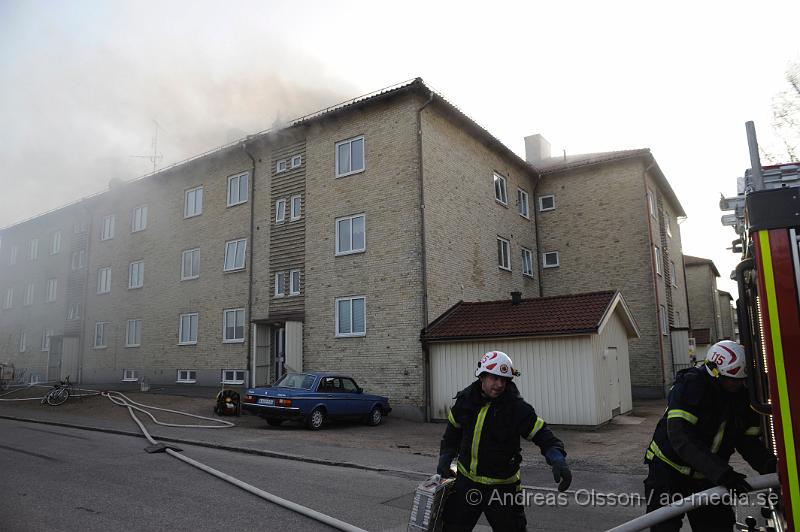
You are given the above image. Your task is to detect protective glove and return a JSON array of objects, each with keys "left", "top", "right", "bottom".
[
  {"left": 545, "top": 447, "right": 572, "bottom": 492},
  {"left": 437, "top": 451, "right": 456, "bottom": 478},
  {"left": 719, "top": 469, "right": 752, "bottom": 496}
]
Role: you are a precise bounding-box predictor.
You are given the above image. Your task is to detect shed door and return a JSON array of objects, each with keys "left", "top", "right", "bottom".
[{"left": 605, "top": 347, "right": 621, "bottom": 414}]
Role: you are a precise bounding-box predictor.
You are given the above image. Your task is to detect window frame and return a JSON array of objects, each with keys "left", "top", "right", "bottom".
[
  {"left": 3, "top": 287, "right": 12, "bottom": 310},
  {"left": 542, "top": 251, "right": 560, "bottom": 269},
  {"left": 178, "top": 313, "right": 199, "bottom": 345},
  {"left": 521, "top": 247, "right": 534, "bottom": 277},
  {"left": 18, "top": 330, "right": 26, "bottom": 353},
  {"left": 335, "top": 296, "right": 367, "bottom": 338},
  {"left": 335, "top": 136, "right": 365, "bottom": 178},
  {"left": 647, "top": 189, "right": 656, "bottom": 218},
  {"left": 41, "top": 329, "right": 53, "bottom": 352},
  {"left": 654, "top": 245, "right": 663, "bottom": 276},
  {"left": 497, "top": 237, "right": 511, "bottom": 271},
  {"left": 335, "top": 213, "right": 366, "bottom": 256},
  {"left": 538, "top": 195, "right": 556, "bottom": 212},
  {"left": 276, "top": 159, "right": 288, "bottom": 173},
  {"left": 132, "top": 205, "right": 148, "bottom": 233},
  {"left": 97, "top": 266, "right": 112, "bottom": 294},
  {"left": 274, "top": 272, "right": 285, "bottom": 298},
  {"left": 128, "top": 261, "right": 144, "bottom": 289},
  {"left": 517, "top": 188, "right": 530, "bottom": 219},
  {"left": 223, "top": 238, "right": 247, "bottom": 272},
  {"left": 51, "top": 231, "right": 62, "bottom": 255},
  {"left": 290, "top": 155, "right": 302, "bottom": 169},
  {"left": 184, "top": 185, "right": 204, "bottom": 218},
  {"left": 290, "top": 195, "right": 302, "bottom": 221},
  {"left": 275, "top": 199, "right": 286, "bottom": 224},
  {"left": 181, "top": 248, "right": 200, "bottom": 280},
  {"left": 177, "top": 369, "right": 197, "bottom": 383},
  {"left": 290, "top": 269, "right": 301, "bottom": 296},
  {"left": 101, "top": 215, "right": 115, "bottom": 241},
  {"left": 223, "top": 308, "right": 246, "bottom": 343},
  {"left": 126, "top": 319, "right": 142, "bottom": 348},
  {"left": 227, "top": 172, "right": 249, "bottom": 207},
  {"left": 46, "top": 278, "right": 57, "bottom": 302},
  {"left": 29, "top": 238, "right": 39, "bottom": 261},
  {"left": 122, "top": 369, "right": 138, "bottom": 382},
  {"left": 24, "top": 283, "right": 34, "bottom": 306},
  {"left": 9, "top": 245, "right": 17, "bottom": 266},
  {"left": 493, "top": 172, "right": 508, "bottom": 206},
  {"left": 67, "top": 302, "right": 81, "bottom": 321},
  {"left": 660, "top": 304, "right": 668, "bottom": 335},
  {"left": 71, "top": 249, "right": 85, "bottom": 271},
  {"left": 222, "top": 369, "right": 247, "bottom": 385},
  {"left": 94, "top": 321, "right": 109, "bottom": 349},
  {"left": 670, "top": 261, "right": 678, "bottom": 288}
]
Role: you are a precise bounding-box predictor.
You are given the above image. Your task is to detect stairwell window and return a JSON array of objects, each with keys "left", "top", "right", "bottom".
[
  {"left": 336, "top": 296, "right": 366, "bottom": 337},
  {"left": 670, "top": 261, "right": 678, "bottom": 287},
  {"left": 223, "top": 308, "right": 245, "bottom": 343},
  {"left": 654, "top": 246, "right": 663, "bottom": 276},
  {"left": 290, "top": 270, "right": 301, "bottom": 296},
  {"left": 290, "top": 195, "right": 302, "bottom": 221},
  {"left": 177, "top": 369, "right": 197, "bottom": 383},
  {"left": 71, "top": 249, "right": 85, "bottom": 271},
  {"left": 132, "top": 205, "right": 148, "bottom": 232},
  {"left": 97, "top": 267, "right": 112, "bottom": 294},
  {"left": 521, "top": 247, "right": 534, "bottom": 277},
  {"left": 543, "top": 251, "right": 560, "bottom": 268},
  {"left": 179, "top": 313, "right": 198, "bottom": 345},
  {"left": 665, "top": 214, "right": 672, "bottom": 237},
  {"left": 223, "top": 239, "right": 247, "bottom": 271},
  {"left": 276, "top": 160, "right": 288, "bottom": 173},
  {"left": 517, "top": 188, "right": 530, "bottom": 218},
  {"left": 336, "top": 214, "right": 365, "bottom": 255},
  {"left": 291, "top": 155, "right": 302, "bottom": 168},
  {"left": 67, "top": 302, "right": 81, "bottom": 320},
  {"left": 185, "top": 186, "right": 203, "bottom": 218},
  {"left": 227, "top": 172, "right": 249, "bottom": 206},
  {"left": 101, "top": 215, "right": 115, "bottom": 240},
  {"left": 494, "top": 173, "right": 508, "bottom": 205},
  {"left": 275, "top": 272, "right": 285, "bottom": 298},
  {"left": 647, "top": 190, "right": 656, "bottom": 218},
  {"left": 660, "top": 305, "right": 668, "bottom": 335},
  {"left": 94, "top": 321, "right": 109, "bottom": 348},
  {"left": 497, "top": 237, "right": 511, "bottom": 271},
  {"left": 41, "top": 329, "right": 53, "bottom": 352},
  {"left": 126, "top": 319, "right": 142, "bottom": 347},
  {"left": 335, "top": 136, "right": 365, "bottom": 178},
  {"left": 129, "top": 261, "right": 144, "bottom": 289},
  {"left": 275, "top": 199, "right": 286, "bottom": 223},
  {"left": 539, "top": 195, "right": 555, "bottom": 212}
]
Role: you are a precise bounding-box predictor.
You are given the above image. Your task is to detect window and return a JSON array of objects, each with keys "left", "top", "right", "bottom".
[
  {"left": 94, "top": 321, "right": 109, "bottom": 348},
  {"left": 18, "top": 331, "right": 26, "bottom": 353},
  {"left": 276, "top": 160, "right": 287, "bottom": 173},
  {"left": 46, "top": 278, "right": 57, "bottom": 302},
  {"left": 181, "top": 248, "right": 200, "bottom": 280},
  {"left": 335, "top": 214, "right": 366, "bottom": 255},
  {"left": 227, "top": 172, "right": 249, "bottom": 206},
  {"left": 97, "top": 267, "right": 112, "bottom": 294},
  {"left": 290, "top": 195, "right": 302, "bottom": 221},
  {"left": 275, "top": 199, "right": 286, "bottom": 223},
  {"left": 222, "top": 369, "right": 247, "bottom": 385},
  {"left": 67, "top": 302, "right": 81, "bottom": 321},
  {"left": 185, "top": 186, "right": 203, "bottom": 218},
  {"left": 335, "top": 136, "right": 365, "bottom": 177},
  {"left": 132, "top": 205, "right": 148, "bottom": 232},
  {"left": 654, "top": 246, "right": 662, "bottom": 276},
  {"left": 493, "top": 173, "right": 508, "bottom": 205},
  {"left": 521, "top": 247, "right": 534, "bottom": 277},
  {"left": 101, "top": 215, "right": 115, "bottom": 240},
  {"left": 177, "top": 369, "right": 197, "bottom": 383},
  {"left": 73, "top": 220, "right": 87, "bottom": 234},
  {"left": 41, "top": 329, "right": 53, "bottom": 352},
  {"left": 29, "top": 239, "right": 38, "bottom": 261},
  {"left": 543, "top": 251, "right": 560, "bottom": 268},
  {"left": 9, "top": 245, "right": 17, "bottom": 265},
  {"left": 336, "top": 296, "right": 366, "bottom": 337},
  {"left": 660, "top": 304, "right": 668, "bottom": 335},
  {"left": 51, "top": 231, "right": 62, "bottom": 255},
  {"left": 127, "top": 261, "right": 144, "bottom": 289},
  {"left": 126, "top": 319, "right": 142, "bottom": 347},
  {"left": 290, "top": 270, "right": 301, "bottom": 296},
  {"left": 274, "top": 272, "right": 285, "bottom": 298},
  {"left": 497, "top": 237, "right": 511, "bottom": 271},
  {"left": 670, "top": 261, "right": 678, "bottom": 287},
  {"left": 291, "top": 155, "right": 302, "bottom": 168},
  {"left": 539, "top": 195, "right": 555, "bottom": 212},
  {"left": 223, "top": 308, "right": 245, "bottom": 343},
  {"left": 24, "top": 283, "right": 34, "bottom": 306},
  {"left": 517, "top": 189, "right": 530, "bottom": 218},
  {"left": 675, "top": 310, "right": 681, "bottom": 327},
  {"left": 4, "top": 288, "right": 12, "bottom": 309},
  {"left": 71, "top": 249, "right": 85, "bottom": 270},
  {"left": 122, "top": 369, "right": 138, "bottom": 382},
  {"left": 223, "top": 239, "right": 247, "bottom": 271},
  {"left": 647, "top": 189, "right": 656, "bottom": 218},
  {"left": 179, "top": 313, "right": 199, "bottom": 345}
]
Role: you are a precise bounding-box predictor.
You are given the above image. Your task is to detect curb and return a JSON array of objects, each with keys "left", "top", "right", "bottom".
[{"left": 0, "top": 414, "right": 430, "bottom": 479}]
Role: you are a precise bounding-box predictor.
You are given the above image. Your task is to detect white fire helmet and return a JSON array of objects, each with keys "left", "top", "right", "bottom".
[
  {"left": 705, "top": 340, "right": 747, "bottom": 379},
  {"left": 475, "top": 351, "right": 520, "bottom": 379}
]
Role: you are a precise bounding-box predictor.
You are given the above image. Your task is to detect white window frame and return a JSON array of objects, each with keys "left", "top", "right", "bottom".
[
  {"left": 335, "top": 136, "right": 365, "bottom": 178},
  {"left": 290, "top": 269, "right": 301, "bottom": 296},
  {"left": 670, "top": 261, "right": 678, "bottom": 288},
  {"left": 132, "top": 205, "right": 148, "bottom": 232},
  {"left": 335, "top": 214, "right": 366, "bottom": 256},
  {"left": 290, "top": 155, "right": 302, "bottom": 168},
  {"left": 18, "top": 330, "right": 26, "bottom": 353},
  {"left": 24, "top": 283, "right": 34, "bottom": 306},
  {"left": 497, "top": 237, "right": 511, "bottom": 271},
  {"left": 184, "top": 186, "right": 203, "bottom": 218},
  {"left": 276, "top": 160, "right": 288, "bottom": 173},
  {"left": 94, "top": 321, "right": 109, "bottom": 349},
  {"left": 223, "top": 308, "right": 246, "bottom": 343},
  {"left": 493, "top": 173, "right": 508, "bottom": 205},
  {"left": 29, "top": 239, "right": 38, "bottom": 261},
  {"left": 67, "top": 302, "right": 81, "bottom": 321},
  {"left": 517, "top": 188, "right": 530, "bottom": 219},
  {"left": 179, "top": 313, "right": 199, "bottom": 345},
  {"left": 177, "top": 369, "right": 197, "bottom": 383},
  {"left": 128, "top": 261, "right": 144, "bottom": 289},
  {"left": 222, "top": 369, "right": 247, "bottom": 385},
  {"left": 647, "top": 189, "right": 656, "bottom": 218},
  {"left": 101, "top": 215, "right": 115, "bottom": 241},
  {"left": 227, "top": 172, "right": 249, "bottom": 207},
  {"left": 71, "top": 249, "right": 85, "bottom": 271},
  {"left": 97, "top": 267, "right": 112, "bottom": 294},
  {"left": 275, "top": 199, "right": 286, "bottom": 223},
  {"left": 3, "top": 288, "right": 12, "bottom": 310},
  {"left": 660, "top": 304, "right": 668, "bottom": 335},
  {"left": 51, "top": 231, "right": 62, "bottom": 255},
  {"left": 274, "top": 272, "right": 285, "bottom": 298},
  {"left": 181, "top": 248, "right": 200, "bottom": 280},
  {"left": 9, "top": 245, "right": 17, "bottom": 266},
  {"left": 223, "top": 239, "right": 247, "bottom": 272},
  {"left": 41, "top": 329, "right": 53, "bottom": 352},
  {"left": 521, "top": 247, "right": 534, "bottom": 277},
  {"left": 290, "top": 195, "right": 302, "bottom": 221},
  {"left": 46, "top": 278, "right": 57, "bottom": 302},
  {"left": 126, "top": 319, "right": 142, "bottom": 347},
  {"left": 122, "top": 369, "right": 138, "bottom": 382},
  {"left": 538, "top": 195, "right": 556, "bottom": 212},
  {"left": 543, "top": 251, "right": 560, "bottom": 269},
  {"left": 665, "top": 214, "right": 672, "bottom": 237},
  {"left": 335, "top": 296, "right": 366, "bottom": 338},
  {"left": 654, "top": 246, "right": 663, "bottom": 276}
]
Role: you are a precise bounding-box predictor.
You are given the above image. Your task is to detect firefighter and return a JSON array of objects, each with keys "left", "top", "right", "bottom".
[
  {"left": 643, "top": 340, "right": 778, "bottom": 531},
  {"left": 436, "top": 350, "right": 571, "bottom": 531}
]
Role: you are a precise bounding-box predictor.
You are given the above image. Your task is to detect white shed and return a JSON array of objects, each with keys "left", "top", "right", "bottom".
[{"left": 422, "top": 291, "right": 640, "bottom": 426}]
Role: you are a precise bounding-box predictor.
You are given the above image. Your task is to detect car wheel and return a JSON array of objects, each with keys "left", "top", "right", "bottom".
[
  {"left": 265, "top": 418, "right": 283, "bottom": 427},
  {"left": 306, "top": 408, "right": 325, "bottom": 430},
  {"left": 367, "top": 406, "right": 382, "bottom": 426}
]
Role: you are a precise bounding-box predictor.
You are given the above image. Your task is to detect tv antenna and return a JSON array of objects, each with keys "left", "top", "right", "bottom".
[{"left": 131, "top": 119, "right": 165, "bottom": 174}]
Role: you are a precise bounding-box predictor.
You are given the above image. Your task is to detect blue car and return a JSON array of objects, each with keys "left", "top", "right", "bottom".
[{"left": 242, "top": 372, "right": 392, "bottom": 430}]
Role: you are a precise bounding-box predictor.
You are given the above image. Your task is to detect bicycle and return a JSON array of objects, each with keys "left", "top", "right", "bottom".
[{"left": 42, "top": 376, "right": 74, "bottom": 406}]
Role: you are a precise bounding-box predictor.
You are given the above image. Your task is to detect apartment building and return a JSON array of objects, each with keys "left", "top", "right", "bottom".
[
  {"left": 718, "top": 290, "right": 736, "bottom": 341},
  {"left": 528, "top": 141, "right": 690, "bottom": 398},
  {"left": 684, "top": 255, "right": 723, "bottom": 352}
]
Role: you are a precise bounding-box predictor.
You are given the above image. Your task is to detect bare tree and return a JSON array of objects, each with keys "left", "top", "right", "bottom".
[{"left": 769, "top": 61, "right": 800, "bottom": 163}]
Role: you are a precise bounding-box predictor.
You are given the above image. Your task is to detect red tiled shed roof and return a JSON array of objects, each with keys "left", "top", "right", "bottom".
[{"left": 422, "top": 291, "right": 621, "bottom": 341}]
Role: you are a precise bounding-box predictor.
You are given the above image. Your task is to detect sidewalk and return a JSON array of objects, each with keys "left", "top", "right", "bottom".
[{"left": 0, "top": 385, "right": 665, "bottom": 484}]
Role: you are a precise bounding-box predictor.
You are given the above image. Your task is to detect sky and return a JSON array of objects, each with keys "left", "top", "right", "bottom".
[{"left": 1, "top": 0, "right": 799, "bottom": 298}]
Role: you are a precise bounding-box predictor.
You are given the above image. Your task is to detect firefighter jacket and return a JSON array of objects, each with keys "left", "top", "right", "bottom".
[
  {"left": 440, "top": 379, "right": 565, "bottom": 485},
  {"left": 645, "top": 366, "right": 776, "bottom": 484}
]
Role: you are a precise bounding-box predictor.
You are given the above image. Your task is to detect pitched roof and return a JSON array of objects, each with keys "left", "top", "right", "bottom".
[
  {"left": 684, "top": 255, "right": 721, "bottom": 277},
  {"left": 422, "top": 290, "right": 639, "bottom": 341}
]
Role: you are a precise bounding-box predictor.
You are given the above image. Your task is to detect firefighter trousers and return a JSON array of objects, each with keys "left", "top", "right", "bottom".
[{"left": 442, "top": 474, "right": 527, "bottom": 532}]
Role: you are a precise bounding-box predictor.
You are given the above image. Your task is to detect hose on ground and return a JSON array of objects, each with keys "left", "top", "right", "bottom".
[{"left": 0, "top": 383, "right": 102, "bottom": 401}]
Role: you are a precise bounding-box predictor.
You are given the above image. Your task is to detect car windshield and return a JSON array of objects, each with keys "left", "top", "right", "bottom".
[{"left": 274, "top": 373, "right": 316, "bottom": 390}]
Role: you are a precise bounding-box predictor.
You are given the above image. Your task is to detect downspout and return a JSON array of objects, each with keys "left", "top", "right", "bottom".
[
  {"left": 532, "top": 172, "right": 544, "bottom": 297},
  {"left": 417, "top": 89, "right": 434, "bottom": 422},
  {"left": 243, "top": 141, "right": 257, "bottom": 388},
  {"left": 643, "top": 161, "right": 668, "bottom": 394}
]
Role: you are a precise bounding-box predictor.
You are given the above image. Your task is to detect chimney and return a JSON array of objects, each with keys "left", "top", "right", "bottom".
[
  {"left": 511, "top": 291, "right": 522, "bottom": 305},
  {"left": 524, "top": 134, "right": 551, "bottom": 163}
]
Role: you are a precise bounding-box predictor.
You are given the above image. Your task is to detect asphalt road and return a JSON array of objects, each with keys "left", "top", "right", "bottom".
[{"left": 0, "top": 418, "right": 667, "bottom": 531}]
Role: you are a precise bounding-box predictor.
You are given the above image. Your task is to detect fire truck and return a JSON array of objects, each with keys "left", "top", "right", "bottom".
[{"left": 720, "top": 123, "right": 800, "bottom": 532}]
